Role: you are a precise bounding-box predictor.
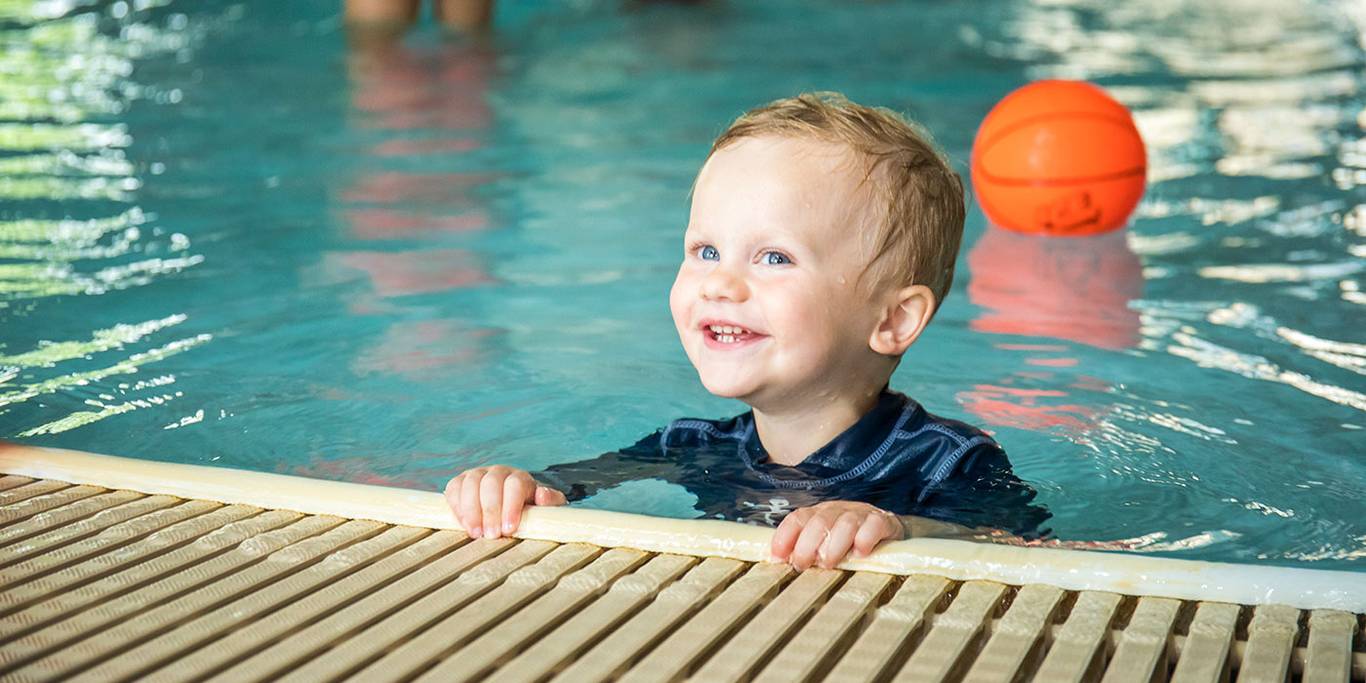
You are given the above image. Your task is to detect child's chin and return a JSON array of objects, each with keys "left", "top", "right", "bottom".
[{"left": 699, "top": 377, "right": 754, "bottom": 400}]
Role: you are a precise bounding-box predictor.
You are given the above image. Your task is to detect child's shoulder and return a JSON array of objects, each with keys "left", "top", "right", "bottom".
[
  {"left": 904, "top": 411, "right": 1003, "bottom": 455},
  {"left": 880, "top": 391, "right": 1009, "bottom": 486},
  {"left": 893, "top": 391, "right": 1003, "bottom": 454}
]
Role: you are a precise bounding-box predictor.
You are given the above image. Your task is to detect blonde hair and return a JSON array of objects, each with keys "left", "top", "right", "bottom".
[{"left": 709, "top": 92, "right": 966, "bottom": 309}]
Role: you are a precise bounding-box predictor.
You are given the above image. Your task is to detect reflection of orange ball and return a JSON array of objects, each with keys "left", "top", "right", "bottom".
[
  {"left": 971, "top": 80, "right": 1146, "bottom": 236},
  {"left": 968, "top": 225, "right": 1143, "bottom": 349}
]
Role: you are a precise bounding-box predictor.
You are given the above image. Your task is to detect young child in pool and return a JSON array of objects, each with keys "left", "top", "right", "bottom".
[{"left": 445, "top": 92, "right": 1051, "bottom": 569}]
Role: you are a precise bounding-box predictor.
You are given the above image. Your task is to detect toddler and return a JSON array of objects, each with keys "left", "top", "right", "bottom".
[{"left": 446, "top": 93, "right": 1049, "bottom": 569}]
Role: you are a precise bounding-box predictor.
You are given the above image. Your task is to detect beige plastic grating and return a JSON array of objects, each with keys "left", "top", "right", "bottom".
[{"left": 1, "top": 448, "right": 1364, "bottom": 682}]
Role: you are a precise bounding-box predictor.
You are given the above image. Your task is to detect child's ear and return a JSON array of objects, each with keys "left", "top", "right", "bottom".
[{"left": 868, "top": 284, "right": 936, "bottom": 356}]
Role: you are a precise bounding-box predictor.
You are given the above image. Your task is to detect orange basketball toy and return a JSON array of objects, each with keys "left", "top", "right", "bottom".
[{"left": 971, "top": 80, "right": 1146, "bottom": 236}]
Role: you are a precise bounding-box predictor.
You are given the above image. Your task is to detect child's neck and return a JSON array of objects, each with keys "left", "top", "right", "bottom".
[{"left": 751, "top": 389, "right": 883, "bottom": 466}]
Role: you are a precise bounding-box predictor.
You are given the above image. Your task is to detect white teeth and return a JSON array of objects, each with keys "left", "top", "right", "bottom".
[{"left": 708, "top": 324, "right": 748, "bottom": 335}]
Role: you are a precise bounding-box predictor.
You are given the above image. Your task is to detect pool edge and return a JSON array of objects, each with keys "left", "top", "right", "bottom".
[{"left": 2, "top": 440, "right": 1363, "bottom": 611}]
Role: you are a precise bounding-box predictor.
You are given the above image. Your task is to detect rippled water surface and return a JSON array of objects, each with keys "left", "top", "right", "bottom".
[{"left": 2, "top": 0, "right": 1363, "bottom": 569}]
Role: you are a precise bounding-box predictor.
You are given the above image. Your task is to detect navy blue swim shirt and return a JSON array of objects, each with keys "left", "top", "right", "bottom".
[{"left": 534, "top": 389, "right": 1051, "bottom": 538}]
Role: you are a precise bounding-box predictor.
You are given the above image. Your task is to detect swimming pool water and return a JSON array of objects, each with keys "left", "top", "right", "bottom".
[{"left": 1, "top": 0, "right": 1363, "bottom": 569}]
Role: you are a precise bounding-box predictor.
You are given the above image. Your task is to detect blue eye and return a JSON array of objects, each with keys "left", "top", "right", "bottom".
[
  {"left": 697, "top": 245, "right": 719, "bottom": 261},
  {"left": 762, "top": 251, "right": 791, "bottom": 265}
]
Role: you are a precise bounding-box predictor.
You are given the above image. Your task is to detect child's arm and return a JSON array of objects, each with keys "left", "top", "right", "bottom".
[
  {"left": 530, "top": 432, "right": 678, "bottom": 503},
  {"left": 444, "top": 466, "right": 567, "bottom": 539},
  {"left": 917, "top": 441, "right": 1053, "bottom": 539}
]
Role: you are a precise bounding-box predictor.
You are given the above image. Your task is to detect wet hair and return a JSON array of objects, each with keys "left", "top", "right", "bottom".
[{"left": 708, "top": 92, "right": 967, "bottom": 310}]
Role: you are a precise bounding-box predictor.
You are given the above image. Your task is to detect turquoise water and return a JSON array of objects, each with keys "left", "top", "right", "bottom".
[{"left": 1, "top": 0, "right": 1363, "bottom": 569}]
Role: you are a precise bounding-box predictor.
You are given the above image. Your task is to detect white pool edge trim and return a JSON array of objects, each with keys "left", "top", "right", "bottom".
[{"left": 2, "top": 442, "right": 1362, "bottom": 611}]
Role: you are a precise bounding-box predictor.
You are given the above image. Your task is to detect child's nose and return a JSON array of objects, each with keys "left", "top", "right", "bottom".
[{"left": 700, "top": 266, "right": 748, "bottom": 302}]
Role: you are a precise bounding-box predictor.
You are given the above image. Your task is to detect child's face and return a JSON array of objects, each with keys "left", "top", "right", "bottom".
[{"left": 670, "top": 136, "right": 891, "bottom": 411}]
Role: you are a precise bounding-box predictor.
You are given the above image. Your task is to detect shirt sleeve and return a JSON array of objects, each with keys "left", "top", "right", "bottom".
[
  {"left": 530, "top": 430, "right": 676, "bottom": 504},
  {"left": 915, "top": 440, "right": 1053, "bottom": 539}
]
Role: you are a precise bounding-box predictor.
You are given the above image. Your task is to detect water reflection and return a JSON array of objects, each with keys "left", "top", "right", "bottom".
[
  {"left": 291, "top": 32, "right": 510, "bottom": 481},
  {"left": 326, "top": 33, "right": 503, "bottom": 356},
  {"left": 0, "top": 5, "right": 206, "bottom": 437},
  {"left": 968, "top": 226, "right": 1142, "bottom": 351}
]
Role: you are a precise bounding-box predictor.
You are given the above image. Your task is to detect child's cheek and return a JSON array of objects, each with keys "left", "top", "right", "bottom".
[
  {"left": 668, "top": 273, "right": 689, "bottom": 328},
  {"left": 668, "top": 272, "right": 698, "bottom": 353}
]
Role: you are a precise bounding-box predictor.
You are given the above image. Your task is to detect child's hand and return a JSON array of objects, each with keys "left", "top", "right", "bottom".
[
  {"left": 770, "top": 501, "right": 905, "bottom": 570},
  {"left": 443, "top": 466, "right": 567, "bottom": 539}
]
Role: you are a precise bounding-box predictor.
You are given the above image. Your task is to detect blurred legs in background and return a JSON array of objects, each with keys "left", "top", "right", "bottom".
[{"left": 343, "top": 0, "right": 494, "bottom": 38}]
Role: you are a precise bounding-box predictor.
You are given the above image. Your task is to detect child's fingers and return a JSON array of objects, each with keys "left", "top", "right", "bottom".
[
  {"left": 442, "top": 474, "right": 464, "bottom": 520},
  {"left": 789, "top": 516, "right": 831, "bottom": 571},
  {"left": 459, "top": 469, "right": 485, "bottom": 537},
  {"left": 479, "top": 469, "right": 507, "bottom": 539},
  {"left": 534, "top": 485, "right": 567, "bottom": 506},
  {"left": 770, "top": 510, "right": 808, "bottom": 561},
  {"left": 818, "top": 513, "right": 859, "bottom": 568},
  {"left": 502, "top": 473, "right": 534, "bottom": 535},
  {"left": 853, "top": 512, "right": 900, "bottom": 557}
]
